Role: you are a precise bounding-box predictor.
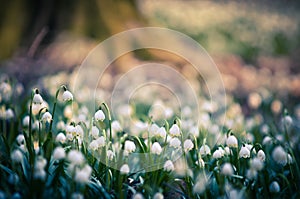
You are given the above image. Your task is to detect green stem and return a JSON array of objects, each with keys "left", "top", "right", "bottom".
[{"left": 101, "top": 103, "right": 112, "bottom": 144}]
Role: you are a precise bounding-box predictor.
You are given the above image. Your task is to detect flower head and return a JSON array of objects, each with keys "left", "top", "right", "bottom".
[
  {"left": 53, "top": 147, "right": 66, "bottom": 160},
  {"left": 56, "top": 132, "right": 66, "bottom": 144},
  {"left": 41, "top": 111, "right": 52, "bottom": 122},
  {"left": 94, "top": 109, "right": 105, "bottom": 122},
  {"left": 163, "top": 160, "right": 174, "bottom": 172},
  {"left": 226, "top": 135, "right": 238, "bottom": 148},
  {"left": 169, "top": 137, "right": 181, "bottom": 148},
  {"left": 11, "top": 150, "right": 23, "bottom": 163},
  {"left": 221, "top": 163, "right": 234, "bottom": 176},
  {"left": 120, "top": 164, "right": 130, "bottom": 174},
  {"left": 151, "top": 142, "right": 162, "bottom": 155},
  {"left": 239, "top": 145, "right": 250, "bottom": 158},
  {"left": 184, "top": 139, "right": 194, "bottom": 152},
  {"left": 169, "top": 124, "right": 180, "bottom": 137},
  {"left": 272, "top": 145, "right": 287, "bottom": 166},
  {"left": 33, "top": 93, "right": 43, "bottom": 104},
  {"left": 199, "top": 144, "right": 211, "bottom": 156},
  {"left": 62, "top": 90, "right": 73, "bottom": 101},
  {"left": 124, "top": 140, "right": 136, "bottom": 154}
]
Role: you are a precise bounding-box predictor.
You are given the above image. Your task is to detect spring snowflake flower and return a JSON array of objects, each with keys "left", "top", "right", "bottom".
[
  {"left": 96, "top": 136, "right": 106, "bottom": 148},
  {"left": 5, "top": 108, "right": 14, "bottom": 119},
  {"left": 120, "top": 164, "right": 130, "bottom": 174},
  {"left": 213, "top": 149, "right": 223, "bottom": 159},
  {"left": 132, "top": 193, "right": 144, "bottom": 199},
  {"left": 16, "top": 134, "right": 25, "bottom": 145},
  {"left": 56, "top": 121, "right": 65, "bottom": 130},
  {"left": 56, "top": 132, "right": 66, "bottom": 143},
  {"left": 90, "top": 126, "right": 99, "bottom": 139},
  {"left": 158, "top": 127, "right": 167, "bottom": 138},
  {"left": 89, "top": 140, "right": 99, "bottom": 151},
  {"left": 74, "top": 164, "right": 92, "bottom": 184},
  {"left": 221, "top": 163, "right": 234, "bottom": 176},
  {"left": 272, "top": 145, "right": 287, "bottom": 166},
  {"left": 107, "top": 150, "right": 115, "bottom": 161},
  {"left": 257, "top": 150, "right": 265, "bottom": 161},
  {"left": 124, "top": 140, "right": 136, "bottom": 154},
  {"left": 250, "top": 157, "right": 264, "bottom": 171},
  {"left": 169, "top": 137, "right": 181, "bottom": 148},
  {"left": 62, "top": 90, "right": 73, "bottom": 101},
  {"left": 169, "top": 124, "right": 180, "bottom": 137},
  {"left": 151, "top": 142, "right": 162, "bottom": 155},
  {"left": 199, "top": 144, "right": 211, "bottom": 156},
  {"left": 66, "top": 125, "right": 76, "bottom": 135},
  {"left": 149, "top": 123, "right": 159, "bottom": 137},
  {"left": 196, "top": 158, "right": 205, "bottom": 168},
  {"left": 193, "top": 173, "right": 209, "bottom": 194},
  {"left": 262, "top": 136, "right": 272, "bottom": 145},
  {"left": 22, "top": 115, "right": 30, "bottom": 127},
  {"left": 11, "top": 150, "right": 23, "bottom": 163},
  {"left": 163, "top": 160, "right": 174, "bottom": 172},
  {"left": 33, "top": 93, "right": 43, "bottom": 104},
  {"left": 71, "top": 193, "right": 84, "bottom": 199},
  {"left": 269, "top": 181, "right": 280, "bottom": 193},
  {"left": 226, "top": 135, "right": 238, "bottom": 148},
  {"left": 41, "top": 111, "right": 52, "bottom": 122},
  {"left": 75, "top": 125, "right": 84, "bottom": 138},
  {"left": 239, "top": 146, "right": 250, "bottom": 158},
  {"left": 153, "top": 192, "right": 164, "bottom": 199},
  {"left": 224, "top": 146, "right": 231, "bottom": 155},
  {"left": 245, "top": 144, "right": 255, "bottom": 154},
  {"left": 34, "top": 157, "right": 47, "bottom": 180},
  {"left": 246, "top": 168, "right": 257, "bottom": 180},
  {"left": 53, "top": 147, "right": 66, "bottom": 160},
  {"left": 189, "top": 126, "right": 199, "bottom": 137},
  {"left": 94, "top": 109, "right": 105, "bottom": 121},
  {"left": 112, "top": 120, "right": 122, "bottom": 132},
  {"left": 184, "top": 139, "right": 194, "bottom": 152},
  {"left": 67, "top": 150, "right": 85, "bottom": 165}
]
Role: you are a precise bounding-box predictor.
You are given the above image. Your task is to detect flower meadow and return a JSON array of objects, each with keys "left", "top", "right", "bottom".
[{"left": 0, "top": 75, "right": 300, "bottom": 199}]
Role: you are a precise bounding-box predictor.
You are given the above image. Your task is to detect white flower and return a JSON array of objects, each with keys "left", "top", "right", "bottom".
[
  {"left": 89, "top": 140, "right": 99, "bottom": 151},
  {"left": 184, "top": 139, "right": 194, "bottom": 152},
  {"left": 262, "top": 136, "right": 272, "bottom": 145},
  {"left": 132, "top": 193, "right": 144, "bottom": 199},
  {"left": 151, "top": 142, "right": 162, "bottom": 155},
  {"left": 199, "top": 144, "right": 211, "bottom": 156},
  {"left": 62, "top": 90, "right": 73, "bottom": 101},
  {"left": 245, "top": 144, "right": 255, "bottom": 154},
  {"left": 124, "top": 140, "right": 136, "bottom": 154},
  {"left": 112, "top": 120, "right": 122, "bottom": 132},
  {"left": 196, "top": 158, "right": 205, "bottom": 168},
  {"left": 71, "top": 192, "right": 84, "bottom": 199},
  {"left": 41, "top": 112, "right": 52, "bottom": 122},
  {"left": 169, "top": 137, "right": 181, "bottom": 148},
  {"left": 224, "top": 146, "right": 231, "bottom": 155},
  {"left": 67, "top": 150, "right": 84, "bottom": 165},
  {"left": 74, "top": 164, "right": 92, "bottom": 184},
  {"left": 272, "top": 146, "right": 287, "bottom": 166},
  {"left": 193, "top": 174, "right": 209, "bottom": 194},
  {"left": 120, "top": 164, "right": 130, "bottom": 174},
  {"left": 11, "top": 150, "right": 23, "bottom": 163},
  {"left": 221, "top": 163, "right": 234, "bottom": 176},
  {"left": 282, "top": 115, "right": 293, "bottom": 129},
  {"left": 269, "top": 181, "right": 280, "bottom": 193},
  {"left": 246, "top": 168, "right": 257, "bottom": 180},
  {"left": 163, "top": 160, "right": 174, "bottom": 172},
  {"left": 226, "top": 135, "right": 238, "bottom": 148},
  {"left": 250, "top": 157, "right": 264, "bottom": 171},
  {"left": 257, "top": 150, "right": 265, "bottom": 162},
  {"left": 153, "top": 192, "right": 164, "bottom": 199},
  {"left": 56, "top": 121, "right": 65, "bottom": 130},
  {"left": 239, "top": 146, "right": 250, "bottom": 158},
  {"left": 149, "top": 123, "right": 159, "bottom": 137},
  {"left": 5, "top": 109, "right": 14, "bottom": 119},
  {"left": 158, "top": 127, "right": 167, "bottom": 138},
  {"left": 169, "top": 124, "right": 180, "bottom": 137},
  {"left": 53, "top": 147, "right": 66, "bottom": 160},
  {"left": 96, "top": 136, "right": 106, "bottom": 148},
  {"left": 66, "top": 125, "right": 76, "bottom": 135},
  {"left": 22, "top": 115, "right": 30, "bottom": 127},
  {"left": 107, "top": 150, "right": 115, "bottom": 161},
  {"left": 213, "top": 149, "right": 223, "bottom": 159},
  {"left": 34, "top": 168, "right": 46, "bottom": 180},
  {"left": 90, "top": 126, "right": 99, "bottom": 139},
  {"left": 75, "top": 125, "right": 84, "bottom": 138},
  {"left": 33, "top": 93, "right": 43, "bottom": 104},
  {"left": 16, "top": 134, "right": 25, "bottom": 145},
  {"left": 189, "top": 126, "right": 199, "bottom": 137},
  {"left": 34, "top": 157, "right": 47, "bottom": 180},
  {"left": 66, "top": 133, "right": 73, "bottom": 141},
  {"left": 94, "top": 110, "right": 105, "bottom": 121}
]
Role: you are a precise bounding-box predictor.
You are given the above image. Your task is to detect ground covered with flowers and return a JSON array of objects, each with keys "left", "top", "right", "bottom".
[{"left": 0, "top": 73, "right": 300, "bottom": 199}]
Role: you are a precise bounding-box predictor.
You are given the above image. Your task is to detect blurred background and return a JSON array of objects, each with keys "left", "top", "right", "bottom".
[{"left": 0, "top": 0, "right": 300, "bottom": 107}]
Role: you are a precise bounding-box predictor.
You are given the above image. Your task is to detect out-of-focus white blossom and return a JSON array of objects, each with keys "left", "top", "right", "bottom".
[
  {"left": 184, "top": 139, "right": 194, "bottom": 152},
  {"left": 96, "top": 136, "right": 106, "bottom": 148},
  {"left": 272, "top": 146, "right": 287, "bottom": 166},
  {"left": 151, "top": 142, "right": 162, "bottom": 155},
  {"left": 221, "top": 163, "right": 234, "bottom": 176},
  {"left": 67, "top": 150, "right": 85, "bottom": 165},
  {"left": 257, "top": 150, "right": 265, "bottom": 161},
  {"left": 56, "top": 132, "right": 66, "bottom": 144},
  {"left": 94, "top": 110, "right": 105, "bottom": 122},
  {"left": 163, "top": 160, "right": 174, "bottom": 172},
  {"left": 120, "top": 164, "right": 130, "bottom": 174},
  {"left": 90, "top": 126, "right": 99, "bottom": 139},
  {"left": 11, "top": 150, "right": 23, "bottom": 163},
  {"left": 16, "top": 134, "right": 25, "bottom": 145},
  {"left": 269, "top": 181, "right": 280, "bottom": 193},
  {"left": 74, "top": 164, "right": 92, "bottom": 184},
  {"left": 169, "top": 137, "right": 181, "bottom": 148},
  {"left": 153, "top": 192, "right": 164, "bottom": 199},
  {"left": 169, "top": 124, "right": 180, "bottom": 137},
  {"left": 199, "top": 144, "right": 211, "bottom": 156},
  {"left": 149, "top": 123, "right": 159, "bottom": 137},
  {"left": 226, "top": 135, "right": 238, "bottom": 148},
  {"left": 107, "top": 150, "right": 115, "bottom": 161},
  {"left": 22, "top": 115, "right": 30, "bottom": 127},
  {"left": 157, "top": 127, "right": 167, "bottom": 138},
  {"left": 53, "top": 147, "right": 66, "bottom": 160}
]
